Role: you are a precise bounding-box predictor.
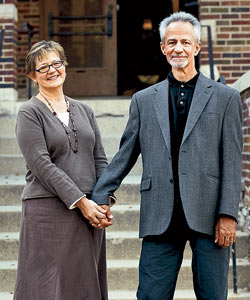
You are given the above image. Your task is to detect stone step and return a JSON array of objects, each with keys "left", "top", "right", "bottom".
[
  {"left": 108, "top": 289, "right": 250, "bottom": 300},
  {"left": 1, "top": 290, "right": 250, "bottom": 300},
  {"left": 0, "top": 136, "right": 122, "bottom": 156},
  {"left": 109, "top": 258, "right": 250, "bottom": 291},
  {"left": 0, "top": 175, "right": 141, "bottom": 206},
  {"left": 0, "top": 155, "right": 25, "bottom": 176},
  {"left": 0, "top": 231, "right": 248, "bottom": 261},
  {"left": 0, "top": 137, "right": 21, "bottom": 155},
  {"left": 0, "top": 153, "right": 142, "bottom": 176},
  {"left": 0, "top": 118, "right": 16, "bottom": 138},
  {"left": 0, "top": 205, "right": 249, "bottom": 257},
  {"left": 0, "top": 99, "right": 131, "bottom": 117},
  {"left": 0, "top": 115, "right": 129, "bottom": 138},
  {"left": 0, "top": 204, "right": 140, "bottom": 232},
  {"left": 0, "top": 259, "right": 249, "bottom": 292}
]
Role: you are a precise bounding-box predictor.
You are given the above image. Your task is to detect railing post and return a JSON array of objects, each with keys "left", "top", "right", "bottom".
[
  {"left": 232, "top": 242, "right": 238, "bottom": 293},
  {"left": 49, "top": 13, "right": 54, "bottom": 39}
]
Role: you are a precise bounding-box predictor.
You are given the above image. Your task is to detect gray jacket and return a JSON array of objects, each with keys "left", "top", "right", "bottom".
[{"left": 92, "top": 73, "right": 243, "bottom": 238}]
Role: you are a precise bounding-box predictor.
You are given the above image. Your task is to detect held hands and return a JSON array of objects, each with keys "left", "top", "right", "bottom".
[
  {"left": 76, "top": 196, "right": 113, "bottom": 229},
  {"left": 215, "top": 216, "right": 236, "bottom": 248}
]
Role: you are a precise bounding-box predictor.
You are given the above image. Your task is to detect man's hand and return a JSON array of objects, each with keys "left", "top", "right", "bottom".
[
  {"left": 215, "top": 216, "right": 236, "bottom": 248},
  {"left": 76, "top": 196, "right": 107, "bottom": 228},
  {"left": 98, "top": 204, "right": 113, "bottom": 228}
]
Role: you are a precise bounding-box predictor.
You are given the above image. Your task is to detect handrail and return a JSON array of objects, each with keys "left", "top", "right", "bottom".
[
  {"left": 49, "top": 6, "right": 113, "bottom": 39},
  {"left": 201, "top": 25, "right": 215, "bottom": 80},
  {"left": 18, "top": 23, "right": 38, "bottom": 99}
]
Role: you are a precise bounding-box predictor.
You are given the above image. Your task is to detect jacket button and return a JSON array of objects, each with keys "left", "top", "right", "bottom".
[{"left": 170, "top": 179, "right": 174, "bottom": 184}]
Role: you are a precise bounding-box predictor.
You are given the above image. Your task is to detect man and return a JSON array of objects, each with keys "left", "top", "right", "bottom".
[{"left": 92, "top": 12, "right": 243, "bottom": 300}]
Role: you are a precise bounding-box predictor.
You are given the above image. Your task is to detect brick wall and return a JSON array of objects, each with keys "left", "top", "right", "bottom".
[
  {"left": 0, "top": 0, "right": 18, "bottom": 90},
  {"left": 199, "top": 0, "right": 250, "bottom": 84},
  {"left": 17, "top": 0, "right": 40, "bottom": 98}
]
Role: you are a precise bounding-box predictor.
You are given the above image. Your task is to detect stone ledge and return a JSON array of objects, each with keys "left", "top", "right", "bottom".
[
  {"left": 232, "top": 70, "right": 250, "bottom": 94},
  {"left": 0, "top": 4, "right": 18, "bottom": 21}
]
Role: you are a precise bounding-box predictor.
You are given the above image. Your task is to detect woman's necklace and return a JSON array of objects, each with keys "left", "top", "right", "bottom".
[{"left": 40, "top": 93, "right": 78, "bottom": 153}]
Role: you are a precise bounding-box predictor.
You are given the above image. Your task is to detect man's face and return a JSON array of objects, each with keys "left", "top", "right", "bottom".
[{"left": 160, "top": 21, "right": 201, "bottom": 70}]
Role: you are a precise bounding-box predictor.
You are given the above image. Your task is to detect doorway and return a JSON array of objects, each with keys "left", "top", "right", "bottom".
[
  {"left": 41, "top": 0, "right": 117, "bottom": 97},
  {"left": 116, "top": 0, "right": 199, "bottom": 96}
]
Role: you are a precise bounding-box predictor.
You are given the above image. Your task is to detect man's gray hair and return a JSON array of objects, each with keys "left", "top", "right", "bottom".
[{"left": 159, "top": 11, "right": 201, "bottom": 43}]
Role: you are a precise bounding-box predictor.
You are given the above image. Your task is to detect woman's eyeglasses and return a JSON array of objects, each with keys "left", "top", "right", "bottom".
[{"left": 35, "top": 60, "right": 64, "bottom": 73}]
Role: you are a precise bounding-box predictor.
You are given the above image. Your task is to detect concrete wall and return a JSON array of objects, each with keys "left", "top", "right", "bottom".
[{"left": 232, "top": 70, "right": 250, "bottom": 232}]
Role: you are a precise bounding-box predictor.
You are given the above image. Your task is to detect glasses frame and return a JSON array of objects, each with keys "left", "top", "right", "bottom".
[{"left": 35, "top": 60, "right": 64, "bottom": 74}]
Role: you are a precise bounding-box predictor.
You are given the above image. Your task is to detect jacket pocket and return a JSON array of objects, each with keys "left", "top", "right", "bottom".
[
  {"left": 140, "top": 178, "right": 151, "bottom": 192},
  {"left": 206, "top": 174, "right": 221, "bottom": 182}
]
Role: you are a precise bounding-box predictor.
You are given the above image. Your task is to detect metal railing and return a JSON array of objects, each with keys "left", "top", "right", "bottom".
[
  {"left": 18, "top": 23, "right": 38, "bottom": 99},
  {"left": 48, "top": 5, "right": 113, "bottom": 39}
]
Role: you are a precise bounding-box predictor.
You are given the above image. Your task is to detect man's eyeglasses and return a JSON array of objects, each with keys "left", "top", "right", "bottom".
[{"left": 35, "top": 60, "right": 64, "bottom": 73}]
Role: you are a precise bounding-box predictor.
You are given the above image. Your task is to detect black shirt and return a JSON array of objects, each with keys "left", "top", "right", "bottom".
[{"left": 168, "top": 71, "right": 200, "bottom": 201}]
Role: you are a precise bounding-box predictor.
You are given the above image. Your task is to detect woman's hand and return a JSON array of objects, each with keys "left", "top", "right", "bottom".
[
  {"left": 98, "top": 205, "right": 113, "bottom": 228},
  {"left": 76, "top": 196, "right": 107, "bottom": 228}
]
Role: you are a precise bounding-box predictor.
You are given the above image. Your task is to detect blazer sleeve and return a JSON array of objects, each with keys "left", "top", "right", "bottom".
[
  {"left": 90, "top": 110, "right": 108, "bottom": 179},
  {"left": 16, "top": 109, "right": 84, "bottom": 208},
  {"left": 91, "top": 94, "right": 141, "bottom": 205},
  {"left": 218, "top": 89, "right": 243, "bottom": 220}
]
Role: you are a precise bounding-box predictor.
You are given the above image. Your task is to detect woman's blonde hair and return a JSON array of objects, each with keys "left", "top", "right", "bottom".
[{"left": 26, "top": 40, "right": 68, "bottom": 75}]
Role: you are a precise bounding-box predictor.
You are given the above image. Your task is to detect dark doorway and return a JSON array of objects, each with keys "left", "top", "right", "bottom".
[{"left": 117, "top": 0, "right": 199, "bottom": 96}]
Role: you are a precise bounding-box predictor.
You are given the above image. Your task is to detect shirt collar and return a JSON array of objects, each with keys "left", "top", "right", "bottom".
[{"left": 168, "top": 71, "right": 200, "bottom": 88}]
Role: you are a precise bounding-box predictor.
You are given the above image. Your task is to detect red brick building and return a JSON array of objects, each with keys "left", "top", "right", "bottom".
[{"left": 0, "top": 0, "right": 250, "bottom": 101}]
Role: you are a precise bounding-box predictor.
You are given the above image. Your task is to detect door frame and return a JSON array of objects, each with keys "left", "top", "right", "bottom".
[{"left": 39, "top": 0, "right": 117, "bottom": 97}]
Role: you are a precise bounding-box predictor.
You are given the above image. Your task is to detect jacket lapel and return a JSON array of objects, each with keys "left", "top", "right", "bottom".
[
  {"left": 152, "top": 80, "right": 171, "bottom": 155},
  {"left": 181, "top": 74, "right": 214, "bottom": 146}
]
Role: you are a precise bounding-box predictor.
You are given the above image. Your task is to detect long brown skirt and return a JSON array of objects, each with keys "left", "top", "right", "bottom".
[{"left": 14, "top": 197, "right": 108, "bottom": 300}]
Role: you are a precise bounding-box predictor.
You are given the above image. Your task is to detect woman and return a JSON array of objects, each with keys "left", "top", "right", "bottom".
[{"left": 14, "top": 40, "right": 112, "bottom": 300}]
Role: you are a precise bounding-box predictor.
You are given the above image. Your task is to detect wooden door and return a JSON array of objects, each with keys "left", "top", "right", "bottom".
[{"left": 40, "top": 0, "right": 117, "bottom": 97}]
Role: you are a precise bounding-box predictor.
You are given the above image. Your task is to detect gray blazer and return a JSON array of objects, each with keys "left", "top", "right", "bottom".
[{"left": 92, "top": 73, "right": 243, "bottom": 238}]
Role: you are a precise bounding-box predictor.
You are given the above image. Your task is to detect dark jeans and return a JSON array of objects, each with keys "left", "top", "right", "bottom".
[{"left": 137, "top": 203, "right": 230, "bottom": 300}]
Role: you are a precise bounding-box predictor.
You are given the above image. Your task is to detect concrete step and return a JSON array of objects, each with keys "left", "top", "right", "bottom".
[
  {"left": 0, "top": 99, "right": 131, "bottom": 118},
  {"left": 0, "top": 136, "right": 122, "bottom": 156},
  {"left": 0, "top": 182, "right": 24, "bottom": 206},
  {"left": 108, "top": 289, "right": 250, "bottom": 300},
  {"left": 0, "top": 118, "right": 16, "bottom": 138},
  {"left": 0, "top": 137, "right": 21, "bottom": 155},
  {"left": 1, "top": 231, "right": 248, "bottom": 261},
  {"left": 1, "top": 290, "right": 250, "bottom": 300},
  {"left": 97, "top": 117, "right": 128, "bottom": 137},
  {"left": 0, "top": 204, "right": 140, "bottom": 232},
  {"left": 0, "top": 205, "right": 249, "bottom": 257},
  {"left": 0, "top": 175, "right": 141, "bottom": 206},
  {"left": 0, "top": 115, "right": 129, "bottom": 138},
  {"left": 0, "top": 153, "right": 142, "bottom": 176},
  {"left": 110, "top": 258, "right": 250, "bottom": 291},
  {"left": 0, "top": 258, "right": 249, "bottom": 292},
  {"left": 0, "top": 155, "right": 25, "bottom": 176}
]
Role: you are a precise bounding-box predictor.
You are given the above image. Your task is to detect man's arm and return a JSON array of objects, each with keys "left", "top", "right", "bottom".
[
  {"left": 91, "top": 94, "right": 141, "bottom": 205},
  {"left": 216, "top": 89, "right": 243, "bottom": 247}
]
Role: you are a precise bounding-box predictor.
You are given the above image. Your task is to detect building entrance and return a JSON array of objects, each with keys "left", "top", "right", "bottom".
[{"left": 116, "top": 0, "right": 198, "bottom": 96}]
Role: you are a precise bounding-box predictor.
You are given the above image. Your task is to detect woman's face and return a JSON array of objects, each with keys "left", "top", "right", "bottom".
[{"left": 30, "top": 51, "right": 66, "bottom": 91}]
